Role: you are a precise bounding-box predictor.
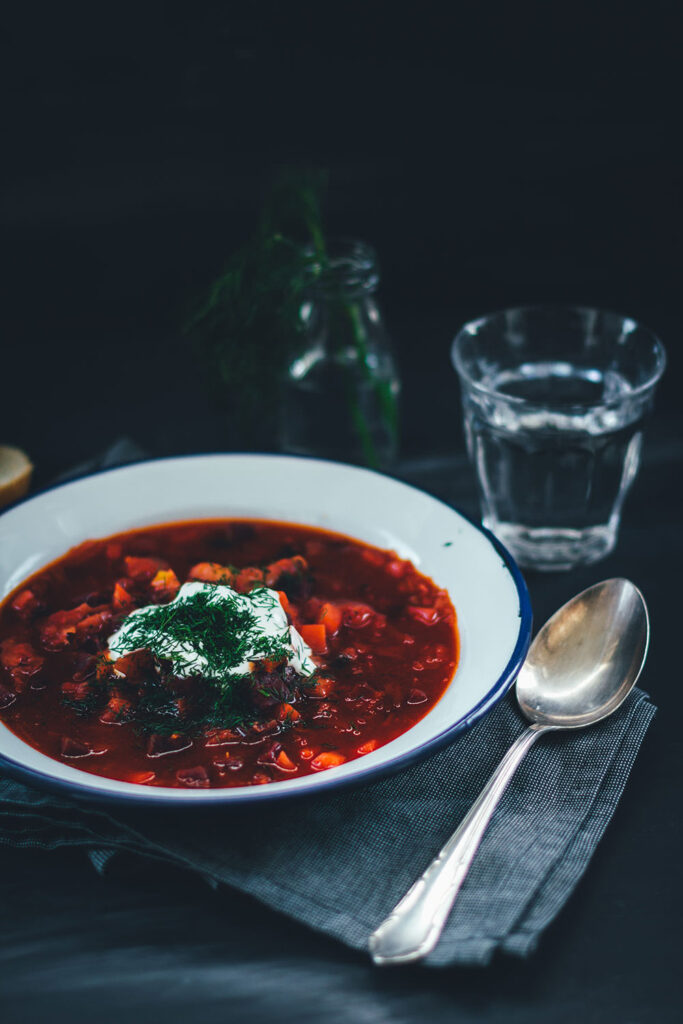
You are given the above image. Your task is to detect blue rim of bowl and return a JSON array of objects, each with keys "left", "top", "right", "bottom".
[{"left": 0, "top": 453, "right": 533, "bottom": 808}]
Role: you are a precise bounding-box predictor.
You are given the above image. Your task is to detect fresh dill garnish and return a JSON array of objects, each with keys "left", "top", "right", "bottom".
[
  {"left": 184, "top": 169, "right": 326, "bottom": 443},
  {"left": 110, "top": 586, "right": 291, "bottom": 688},
  {"left": 103, "top": 583, "right": 315, "bottom": 737},
  {"left": 61, "top": 681, "right": 108, "bottom": 718}
]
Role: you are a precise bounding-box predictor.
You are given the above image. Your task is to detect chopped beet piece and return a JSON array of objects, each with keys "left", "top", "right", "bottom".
[
  {"left": 406, "top": 606, "right": 442, "bottom": 626},
  {"left": 61, "top": 680, "right": 92, "bottom": 702},
  {"left": 213, "top": 755, "right": 244, "bottom": 774},
  {"left": 123, "top": 556, "right": 169, "bottom": 582},
  {"left": 99, "top": 695, "right": 131, "bottom": 724},
  {"left": 70, "top": 652, "right": 98, "bottom": 681},
  {"left": 40, "top": 604, "right": 93, "bottom": 650},
  {"left": 205, "top": 728, "right": 242, "bottom": 747},
  {"left": 406, "top": 689, "right": 428, "bottom": 705},
  {"left": 111, "top": 649, "right": 157, "bottom": 682},
  {"left": 0, "top": 683, "right": 16, "bottom": 709},
  {"left": 75, "top": 609, "right": 113, "bottom": 641},
  {"left": 60, "top": 737, "right": 105, "bottom": 758},
  {"left": 250, "top": 670, "right": 293, "bottom": 708},
  {"left": 146, "top": 733, "right": 192, "bottom": 758},
  {"left": 342, "top": 603, "right": 375, "bottom": 630},
  {"left": 264, "top": 555, "right": 308, "bottom": 588},
  {"left": 1, "top": 639, "right": 44, "bottom": 675},
  {"left": 0, "top": 639, "right": 44, "bottom": 689},
  {"left": 176, "top": 766, "right": 210, "bottom": 788}
]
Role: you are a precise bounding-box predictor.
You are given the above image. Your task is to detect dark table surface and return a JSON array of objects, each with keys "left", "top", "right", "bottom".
[
  {"left": 2, "top": 6, "right": 682, "bottom": 1021},
  {"left": 1, "top": 440, "right": 682, "bottom": 1024}
]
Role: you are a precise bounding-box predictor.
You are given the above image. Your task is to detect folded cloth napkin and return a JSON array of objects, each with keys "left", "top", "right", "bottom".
[
  {"left": 0, "top": 691, "right": 655, "bottom": 967},
  {"left": 0, "top": 443, "right": 656, "bottom": 966}
]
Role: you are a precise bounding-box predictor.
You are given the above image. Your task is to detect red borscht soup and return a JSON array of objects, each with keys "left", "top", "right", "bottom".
[{"left": 0, "top": 520, "right": 458, "bottom": 789}]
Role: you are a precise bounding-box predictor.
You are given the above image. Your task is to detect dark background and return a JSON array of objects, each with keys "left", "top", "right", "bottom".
[
  {"left": 1, "top": 4, "right": 682, "bottom": 1023},
  {"left": 2, "top": 3, "right": 681, "bottom": 477}
]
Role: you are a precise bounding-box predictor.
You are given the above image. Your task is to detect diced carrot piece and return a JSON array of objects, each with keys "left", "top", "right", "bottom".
[
  {"left": 251, "top": 773, "right": 271, "bottom": 785},
  {"left": 308, "top": 676, "right": 333, "bottom": 698},
  {"left": 150, "top": 568, "right": 181, "bottom": 602},
  {"left": 275, "top": 749, "right": 297, "bottom": 772},
  {"left": 187, "top": 562, "right": 234, "bottom": 584},
  {"left": 317, "top": 601, "right": 342, "bottom": 635},
  {"left": 233, "top": 566, "right": 265, "bottom": 592},
  {"left": 277, "top": 590, "right": 293, "bottom": 617},
  {"left": 357, "top": 739, "right": 378, "bottom": 754},
  {"left": 124, "top": 771, "right": 156, "bottom": 785},
  {"left": 361, "top": 548, "right": 385, "bottom": 566},
  {"left": 96, "top": 652, "right": 114, "bottom": 679},
  {"left": 299, "top": 747, "right": 315, "bottom": 760},
  {"left": 11, "top": 589, "right": 42, "bottom": 620},
  {"left": 112, "top": 580, "right": 135, "bottom": 612},
  {"left": 300, "top": 623, "right": 327, "bottom": 654},
  {"left": 277, "top": 702, "right": 301, "bottom": 722},
  {"left": 310, "top": 751, "right": 346, "bottom": 771},
  {"left": 124, "top": 556, "right": 168, "bottom": 581}
]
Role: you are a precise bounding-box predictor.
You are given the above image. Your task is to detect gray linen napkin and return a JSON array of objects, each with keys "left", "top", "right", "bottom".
[
  {"left": 0, "top": 689, "right": 655, "bottom": 966},
  {"left": 0, "top": 441, "right": 656, "bottom": 966}
]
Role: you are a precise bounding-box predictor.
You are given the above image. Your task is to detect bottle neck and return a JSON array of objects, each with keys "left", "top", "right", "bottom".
[{"left": 305, "top": 239, "right": 379, "bottom": 301}]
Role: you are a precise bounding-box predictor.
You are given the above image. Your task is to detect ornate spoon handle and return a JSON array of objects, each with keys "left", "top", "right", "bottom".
[{"left": 369, "top": 722, "right": 553, "bottom": 965}]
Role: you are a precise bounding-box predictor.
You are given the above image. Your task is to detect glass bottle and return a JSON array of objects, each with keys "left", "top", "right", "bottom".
[{"left": 279, "top": 239, "right": 400, "bottom": 469}]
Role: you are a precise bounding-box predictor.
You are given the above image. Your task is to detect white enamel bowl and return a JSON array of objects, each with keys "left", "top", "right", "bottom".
[{"left": 0, "top": 455, "right": 531, "bottom": 806}]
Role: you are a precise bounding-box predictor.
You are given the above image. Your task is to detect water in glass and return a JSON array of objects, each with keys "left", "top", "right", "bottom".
[{"left": 464, "top": 362, "right": 645, "bottom": 570}]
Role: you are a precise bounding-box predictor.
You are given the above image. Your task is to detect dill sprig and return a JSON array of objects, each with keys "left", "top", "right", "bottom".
[{"left": 184, "top": 169, "right": 327, "bottom": 439}]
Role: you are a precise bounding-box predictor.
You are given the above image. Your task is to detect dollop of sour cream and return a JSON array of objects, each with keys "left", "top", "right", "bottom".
[{"left": 107, "top": 581, "right": 316, "bottom": 681}]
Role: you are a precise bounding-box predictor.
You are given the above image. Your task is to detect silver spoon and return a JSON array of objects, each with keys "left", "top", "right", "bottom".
[{"left": 369, "top": 578, "right": 649, "bottom": 965}]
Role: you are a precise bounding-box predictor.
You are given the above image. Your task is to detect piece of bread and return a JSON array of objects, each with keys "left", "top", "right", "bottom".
[{"left": 0, "top": 445, "right": 33, "bottom": 509}]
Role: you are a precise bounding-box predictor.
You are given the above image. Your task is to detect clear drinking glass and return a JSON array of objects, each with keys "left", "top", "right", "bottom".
[{"left": 451, "top": 306, "right": 666, "bottom": 571}]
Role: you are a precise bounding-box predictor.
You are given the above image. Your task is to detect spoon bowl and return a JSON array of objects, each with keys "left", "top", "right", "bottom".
[{"left": 517, "top": 578, "right": 649, "bottom": 729}]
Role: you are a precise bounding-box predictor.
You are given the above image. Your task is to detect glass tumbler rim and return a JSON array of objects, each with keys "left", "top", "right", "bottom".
[{"left": 451, "top": 304, "right": 667, "bottom": 409}]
